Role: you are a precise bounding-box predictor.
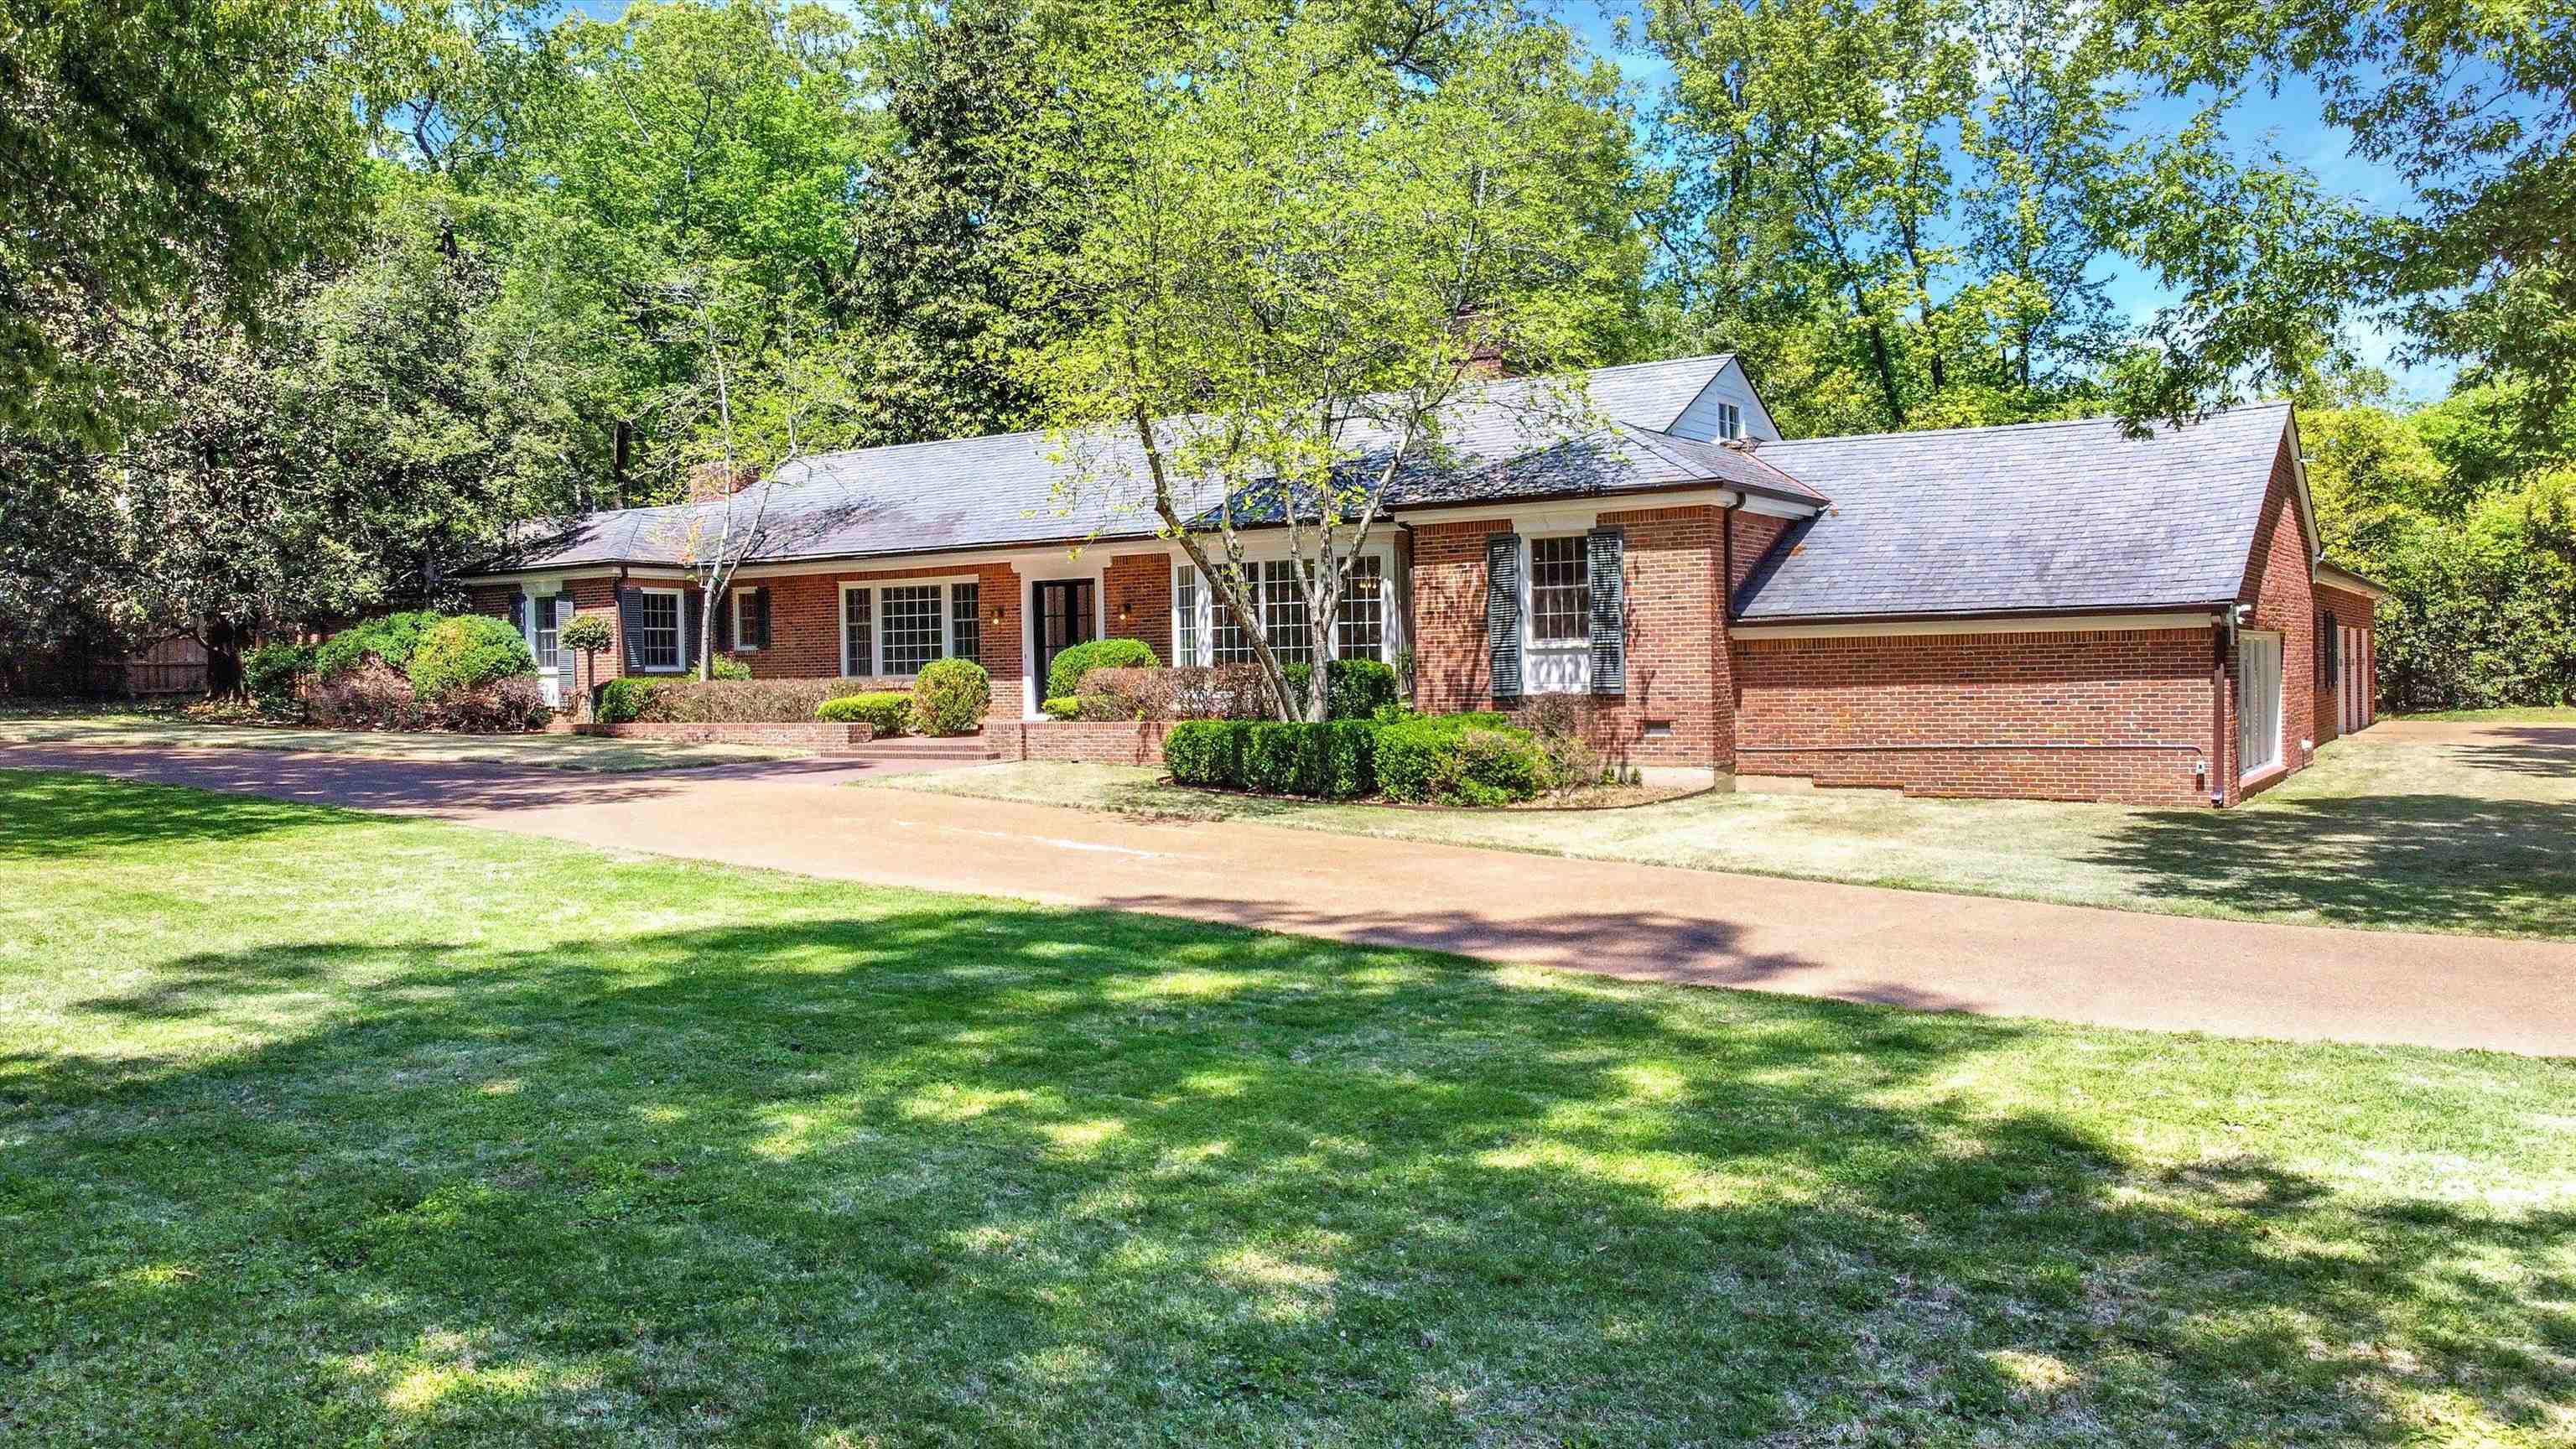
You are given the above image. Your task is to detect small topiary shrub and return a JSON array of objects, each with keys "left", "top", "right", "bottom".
[
  {"left": 1041, "top": 695, "right": 1081, "bottom": 720},
  {"left": 707, "top": 654, "right": 754, "bottom": 681},
  {"left": 312, "top": 610, "right": 444, "bottom": 682},
  {"left": 909, "top": 657, "right": 991, "bottom": 735},
  {"left": 595, "top": 677, "right": 658, "bottom": 724},
  {"left": 1046, "top": 637, "right": 1160, "bottom": 700},
  {"left": 242, "top": 641, "right": 314, "bottom": 717},
  {"left": 1375, "top": 713, "right": 1545, "bottom": 805},
  {"left": 558, "top": 612, "right": 615, "bottom": 658},
  {"left": 818, "top": 692, "right": 911, "bottom": 735},
  {"left": 407, "top": 615, "right": 538, "bottom": 704}
]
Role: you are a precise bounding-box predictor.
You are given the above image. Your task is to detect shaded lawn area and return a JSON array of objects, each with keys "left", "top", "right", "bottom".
[
  {"left": 0, "top": 713, "right": 807, "bottom": 771},
  {"left": 867, "top": 730, "right": 2576, "bottom": 940},
  {"left": 3, "top": 771, "right": 2571, "bottom": 1447}
]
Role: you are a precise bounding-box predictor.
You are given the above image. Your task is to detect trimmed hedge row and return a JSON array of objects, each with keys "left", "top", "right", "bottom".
[
  {"left": 600, "top": 676, "right": 879, "bottom": 725},
  {"left": 1164, "top": 719, "right": 1381, "bottom": 799},
  {"left": 1161, "top": 710, "right": 1551, "bottom": 805}
]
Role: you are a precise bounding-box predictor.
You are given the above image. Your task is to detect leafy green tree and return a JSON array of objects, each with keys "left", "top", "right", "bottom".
[
  {"left": 845, "top": 0, "right": 1074, "bottom": 444},
  {"left": 1039, "top": 0, "right": 1637, "bottom": 721},
  {"left": 0, "top": 0, "right": 381, "bottom": 446},
  {"left": 2106, "top": 0, "right": 2576, "bottom": 460}
]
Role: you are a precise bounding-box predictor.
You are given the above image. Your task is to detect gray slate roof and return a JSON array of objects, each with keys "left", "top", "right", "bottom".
[
  {"left": 492, "top": 355, "right": 1785, "bottom": 573},
  {"left": 1732, "top": 403, "right": 2296, "bottom": 621}
]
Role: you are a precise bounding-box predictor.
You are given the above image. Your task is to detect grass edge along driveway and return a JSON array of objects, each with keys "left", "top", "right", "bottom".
[
  {"left": 861, "top": 727, "right": 2576, "bottom": 941},
  {"left": 0, "top": 713, "right": 805, "bottom": 772},
  {"left": 3, "top": 766, "right": 2569, "bottom": 1447}
]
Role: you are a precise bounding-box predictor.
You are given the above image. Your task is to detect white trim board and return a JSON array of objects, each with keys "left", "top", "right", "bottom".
[{"left": 1731, "top": 612, "right": 2220, "bottom": 640}]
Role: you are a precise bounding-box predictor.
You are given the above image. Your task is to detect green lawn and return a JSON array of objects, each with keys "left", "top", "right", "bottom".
[
  {"left": 865, "top": 728, "right": 2576, "bottom": 939},
  {"left": 0, "top": 713, "right": 806, "bottom": 771},
  {"left": 3, "top": 770, "right": 2570, "bottom": 1445}
]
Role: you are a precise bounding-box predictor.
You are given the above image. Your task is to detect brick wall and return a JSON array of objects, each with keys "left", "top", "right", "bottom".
[
  {"left": 2313, "top": 580, "right": 2378, "bottom": 745},
  {"left": 1410, "top": 505, "right": 1755, "bottom": 768},
  {"left": 2225, "top": 439, "right": 2320, "bottom": 802},
  {"left": 1103, "top": 553, "right": 1174, "bottom": 662},
  {"left": 985, "top": 719, "right": 1171, "bottom": 766},
  {"left": 1733, "top": 626, "right": 2219, "bottom": 805},
  {"left": 714, "top": 561, "right": 1025, "bottom": 714}
]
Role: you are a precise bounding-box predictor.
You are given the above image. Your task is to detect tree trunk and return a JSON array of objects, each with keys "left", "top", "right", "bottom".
[{"left": 202, "top": 618, "right": 248, "bottom": 698}]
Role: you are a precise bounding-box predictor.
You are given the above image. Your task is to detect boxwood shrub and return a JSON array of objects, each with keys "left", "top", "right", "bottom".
[
  {"left": 596, "top": 677, "right": 657, "bottom": 724},
  {"left": 818, "top": 692, "right": 912, "bottom": 735},
  {"left": 407, "top": 615, "right": 537, "bottom": 704},
  {"left": 908, "top": 657, "right": 990, "bottom": 735},
  {"left": 1041, "top": 695, "right": 1081, "bottom": 720},
  {"left": 1374, "top": 713, "right": 1545, "bottom": 806},
  {"left": 1045, "top": 637, "right": 1159, "bottom": 699},
  {"left": 1161, "top": 719, "right": 1376, "bottom": 799},
  {"left": 611, "top": 678, "right": 880, "bottom": 723}
]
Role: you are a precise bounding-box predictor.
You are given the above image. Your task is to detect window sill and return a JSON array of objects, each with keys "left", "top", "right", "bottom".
[{"left": 2239, "top": 761, "right": 2286, "bottom": 787}]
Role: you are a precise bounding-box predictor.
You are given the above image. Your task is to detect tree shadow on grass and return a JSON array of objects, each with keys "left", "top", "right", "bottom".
[
  {"left": 2080, "top": 787, "right": 2576, "bottom": 937},
  {"left": 7, "top": 906, "right": 2568, "bottom": 1445}
]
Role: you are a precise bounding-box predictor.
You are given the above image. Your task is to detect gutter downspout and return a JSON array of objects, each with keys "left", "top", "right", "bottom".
[{"left": 2210, "top": 604, "right": 2237, "bottom": 808}]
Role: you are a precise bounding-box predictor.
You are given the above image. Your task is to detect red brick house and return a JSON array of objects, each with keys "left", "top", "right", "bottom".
[{"left": 463, "top": 354, "right": 2384, "bottom": 807}]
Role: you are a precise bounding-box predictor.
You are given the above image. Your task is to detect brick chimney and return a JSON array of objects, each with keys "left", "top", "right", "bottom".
[
  {"left": 687, "top": 461, "right": 761, "bottom": 503},
  {"left": 1454, "top": 310, "right": 1512, "bottom": 379}
]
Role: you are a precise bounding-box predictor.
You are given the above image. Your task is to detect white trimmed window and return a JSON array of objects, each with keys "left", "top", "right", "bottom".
[
  {"left": 2239, "top": 631, "right": 2284, "bottom": 778},
  {"left": 532, "top": 595, "right": 562, "bottom": 670},
  {"left": 1262, "top": 559, "right": 1313, "bottom": 666},
  {"left": 1337, "top": 555, "right": 1384, "bottom": 660},
  {"left": 1715, "top": 401, "right": 1744, "bottom": 439},
  {"left": 1528, "top": 536, "right": 1588, "bottom": 643},
  {"left": 731, "top": 588, "right": 761, "bottom": 652},
  {"left": 1174, "top": 556, "right": 1394, "bottom": 666},
  {"left": 636, "top": 589, "right": 683, "bottom": 672},
  {"left": 841, "top": 579, "right": 979, "bottom": 678}
]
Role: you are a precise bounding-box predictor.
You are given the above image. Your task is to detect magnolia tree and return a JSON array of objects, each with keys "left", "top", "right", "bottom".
[{"left": 1033, "top": 0, "right": 1638, "bottom": 721}]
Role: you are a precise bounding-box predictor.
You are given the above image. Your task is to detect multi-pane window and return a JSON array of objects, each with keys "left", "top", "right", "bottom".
[
  {"left": 880, "top": 585, "right": 947, "bottom": 674},
  {"left": 950, "top": 583, "right": 981, "bottom": 664},
  {"left": 1714, "top": 401, "right": 1744, "bottom": 439},
  {"left": 1262, "top": 559, "right": 1313, "bottom": 666},
  {"left": 732, "top": 589, "right": 761, "bottom": 652},
  {"left": 637, "top": 589, "right": 682, "bottom": 671},
  {"left": 1530, "top": 536, "right": 1588, "bottom": 643},
  {"left": 842, "top": 588, "right": 874, "bottom": 676},
  {"left": 532, "top": 597, "right": 562, "bottom": 670},
  {"left": 1208, "top": 567, "right": 1256, "bottom": 664},
  {"left": 1175, "top": 567, "right": 1200, "bottom": 665},
  {"left": 1335, "top": 556, "right": 1384, "bottom": 662}
]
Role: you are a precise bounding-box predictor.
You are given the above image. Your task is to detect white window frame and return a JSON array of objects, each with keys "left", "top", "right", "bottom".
[
  {"left": 635, "top": 587, "right": 686, "bottom": 674},
  {"left": 1169, "top": 548, "right": 1400, "bottom": 667},
  {"left": 2238, "top": 629, "right": 2284, "bottom": 781},
  {"left": 839, "top": 577, "right": 978, "bottom": 679},
  {"left": 1715, "top": 401, "right": 1744, "bottom": 439},
  {"left": 730, "top": 587, "right": 761, "bottom": 652},
  {"left": 1521, "top": 532, "right": 1592, "bottom": 695}
]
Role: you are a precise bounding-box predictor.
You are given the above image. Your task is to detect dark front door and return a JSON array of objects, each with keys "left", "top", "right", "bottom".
[{"left": 1034, "top": 579, "right": 1096, "bottom": 693}]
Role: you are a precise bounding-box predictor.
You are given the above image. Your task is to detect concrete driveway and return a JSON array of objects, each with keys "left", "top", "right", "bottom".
[{"left": 10, "top": 737, "right": 2573, "bottom": 1056}]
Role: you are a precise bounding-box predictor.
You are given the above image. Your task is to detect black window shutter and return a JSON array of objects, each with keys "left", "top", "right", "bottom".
[
  {"left": 617, "top": 586, "right": 644, "bottom": 670},
  {"left": 1485, "top": 533, "right": 1522, "bottom": 701},
  {"left": 509, "top": 594, "right": 527, "bottom": 639},
  {"left": 1587, "top": 527, "right": 1627, "bottom": 695},
  {"left": 752, "top": 589, "right": 772, "bottom": 649},
  {"left": 683, "top": 590, "right": 703, "bottom": 671}
]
